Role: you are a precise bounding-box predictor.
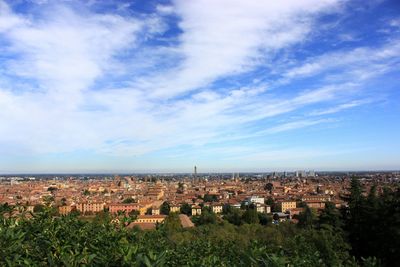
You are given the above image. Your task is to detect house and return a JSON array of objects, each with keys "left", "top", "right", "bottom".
[
  {"left": 108, "top": 203, "right": 139, "bottom": 214},
  {"left": 272, "top": 212, "right": 290, "bottom": 223},
  {"left": 191, "top": 205, "right": 202, "bottom": 216},
  {"left": 76, "top": 202, "right": 105, "bottom": 214},
  {"left": 248, "top": 196, "right": 264, "bottom": 205},
  {"left": 58, "top": 205, "right": 72, "bottom": 215},
  {"left": 152, "top": 207, "right": 160, "bottom": 215},
  {"left": 304, "top": 200, "right": 325, "bottom": 209},
  {"left": 135, "top": 215, "right": 166, "bottom": 223},
  {"left": 277, "top": 201, "right": 296, "bottom": 212},
  {"left": 170, "top": 204, "right": 180, "bottom": 213},
  {"left": 256, "top": 203, "right": 269, "bottom": 213},
  {"left": 211, "top": 204, "right": 223, "bottom": 214},
  {"left": 265, "top": 205, "right": 271, "bottom": 214},
  {"left": 129, "top": 215, "right": 167, "bottom": 230}
]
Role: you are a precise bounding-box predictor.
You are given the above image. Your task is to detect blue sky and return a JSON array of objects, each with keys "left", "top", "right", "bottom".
[{"left": 0, "top": 0, "right": 399, "bottom": 173}]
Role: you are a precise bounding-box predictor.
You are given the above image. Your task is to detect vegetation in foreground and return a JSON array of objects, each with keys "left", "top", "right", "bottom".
[{"left": 0, "top": 179, "right": 398, "bottom": 266}]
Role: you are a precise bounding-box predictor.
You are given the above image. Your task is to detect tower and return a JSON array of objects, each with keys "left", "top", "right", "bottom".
[{"left": 193, "top": 165, "right": 197, "bottom": 183}]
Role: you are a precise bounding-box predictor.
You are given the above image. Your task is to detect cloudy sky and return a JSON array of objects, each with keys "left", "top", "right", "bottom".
[{"left": 0, "top": 0, "right": 399, "bottom": 173}]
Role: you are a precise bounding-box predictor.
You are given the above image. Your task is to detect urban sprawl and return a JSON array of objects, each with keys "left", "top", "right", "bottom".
[{"left": 1, "top": 168, "right": 399, "bottom": 229}]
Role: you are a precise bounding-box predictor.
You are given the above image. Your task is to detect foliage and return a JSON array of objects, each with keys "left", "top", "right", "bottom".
[
  {"left": 180, "top": 203, "right": 191, "bottom": 216},
  {"left": 47, "top": 186, "right": 58, "bottom": 193},
  {"left": 341, "top": 178, "right": 400, "bottom": 265},
  {"left": 265, "top": 197, "right": 278, "bottom": 212},
  {"left": 242, "top": 206, "right": 259, "bottom": 224},
  {"left": 258, "top": 212, "right": 269, "bottom": 226},
  {"left": 192, "top": 208, "right": 217, "bottom": 226},
  {"left": 160, "top": 201, "right": 170, "bottom": 215},
  {"left": 122, "top": 197, "right": 136, "bottom": 204},
  {"left": 297, "top": 205, "right": 317, "bottom": 229},
  {"left": 203, "top": 194, "right": 218, "bottom": 202},
  {"left": 0, "top": 179, "right": 397, "bottom": 267},
  {"left": 162, "top": 212, "right": 182, "bottom": 233},
  {"left": 264, "top": 182, "right": 273, "bottom": 193}
]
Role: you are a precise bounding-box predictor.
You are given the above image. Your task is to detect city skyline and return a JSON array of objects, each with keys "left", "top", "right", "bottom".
[{"left": 0, "top": 0, "right": 400, "bottom": 173}]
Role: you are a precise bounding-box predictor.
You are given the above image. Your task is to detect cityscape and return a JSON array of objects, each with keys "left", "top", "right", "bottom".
[
  {"left": 1, "top": 169, "right": 399, "bottom": 227},
  {"left": 1, "top": 0, "right": 400, "bottom": 266}
]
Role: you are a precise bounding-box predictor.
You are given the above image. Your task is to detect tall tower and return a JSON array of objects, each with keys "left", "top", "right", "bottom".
[{"left": 193, "top": 166, "right": 197, "bottom": 183}]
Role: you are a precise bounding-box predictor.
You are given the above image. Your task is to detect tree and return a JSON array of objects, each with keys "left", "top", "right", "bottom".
[
  {"left": 180, "top": 203, "right": 191, "bottom": 216},
  {"left": 222, "top": 204, "right": 233, "bottom": 215},
  {"left": 318, "top": 202, "right": 342, "bottom": 230},
  {"left": 264, "top": 183, "right": 273, "bottom": 193},
  {"left": 203, "top": 194, "right": 218, "bottom": 202},
  {"left": 177, "top": 182, "right": 184, "bottom": 193},
  {"left": 145, "top": 208, "right": 152, "bottom": 215},
  {"left": 128, "top": 210, "right": 139, "bottom": 220},
  {"left": 258, "top": 213, "right": 269, "bottom": 226},
  {"left": 265, "top": 197, "right": 277, "bottom": 212},
  {"left": 47, "top": 187, "right": 58, "bottom": 193},
  {"left": 33, "top": 204, "right": 45, "bottom": 213},
  {"left": 242, "top": 207, "right": 259, "bottom": 224},
  {"left": 297, "top": 206, "right": 316, "bottom": 229},
  {"left": 122, "top": 197, "right": 135, "bottom": 204},
  {"left": 342, "top": 177, "right": 366, "bottom": 259},
  {"left": 163, "top": 212, "right": 182, "bottom": 232},
  {"left": 195, "top": 209, "right": 217, "bottom": 226},
  {"left": 224, "top": 208, "right": 243, "bottom": 226},
  {"left": 160, "top": 201, "right": 170, "bottom": 215},
  {"left": 42, "top": 195, "right": 54, "bottom": 206}
]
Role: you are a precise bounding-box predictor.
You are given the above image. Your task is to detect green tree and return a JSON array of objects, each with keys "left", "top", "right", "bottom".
[
  {"left": 180, "top": 203, "right": 191, "bottom": 216},
  {"left": 122, "top": 197, "right": 135, "bottom": 204},
  {"left": 242, "top": 206, "right": 259, "bottom": 224},
  {"left": 224, "top": 208, "right": 243, "bottom": 226},
  {"left": 145, "top": 208, "right": 152, "bottom": 215},
  {"left": 264, "top": 183, "right": 273, "bottom": 193},
  {"left": 222, "top": 204, "right": 233, "bottom": 215},
  {"left": 297, "top": 206, "right": 316, "bottom": 229},
  {"left": 203, "top": 194, "right": 218, "bottom": 202},
  {"left": 33, "top": 204, "right": 45, "bottom": 213},
  {"left": 47, "top": 186, "right": 58, "bottom": 193},
  {"left": 160, "top": 201, "right": 170, "bottom": 215},
  {"left": 195, "top": 209, "right": 217, "bottom": 226},
  {"left": 258, "top": 213, "right": 269, "bottom": 226},
  {"left": 60, "top": 197, "right": 67, "bottom": 206},
  {"left": 265, "top": 197, "right": 277, "bottom": 212},
  {"left": 318, "top": 202, "right": 342, "bottom": 230}
]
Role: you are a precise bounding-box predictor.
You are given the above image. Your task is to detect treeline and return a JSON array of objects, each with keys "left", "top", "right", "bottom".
[{"left": 0, "top": 178, "right": 398, "bottom": 266}]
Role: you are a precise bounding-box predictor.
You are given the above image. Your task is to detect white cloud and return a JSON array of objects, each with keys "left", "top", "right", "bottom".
[
  {"left": 283, "top": 41, "right": 400, "bottom": 80},
  {"left": 0, "top": 0, "right": 396, "bottom": 171},
  {"left": 309, "top": 99, "right": 372, "bottom": 116},
  {"left": 146, "top": 0, "right": 343, "bottom": 97}
]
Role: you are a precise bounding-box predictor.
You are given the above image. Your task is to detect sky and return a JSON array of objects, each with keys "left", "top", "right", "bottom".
[{"left": 0, "top": 0, "right": 399, "bottom": 173}]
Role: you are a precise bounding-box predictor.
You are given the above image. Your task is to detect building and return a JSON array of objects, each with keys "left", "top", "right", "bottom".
[
  {"left": 58, "top": 205, "right": 72, "bottom": 215},
  {"left": 135, "top": 215, "right": 166, "bottom": 224},
  {"left": 272, "top": 212, "right": 291, "bottom": 223},
  {"left": 170, "top": 204, "right": 181, "bottom": 213},
  {"left": 191, "top": 205, "right": 202, "bottom": 216},
  {"left": 248, "top": 196, "right": 264, "bottom": 205},
  {"left": 152, "top": 207, "right": 160, "bottom": 215},
  {"left": 108, "top": 203, "right": 139, "bottom": 214},
  {"left": 76, "top": 202, "right": 105, "bottom": 214},
  {"left": 211, "top": 204, "right": 223, "bottom": 214},
  {"left": 277, "top": 201, "right": 296, "bottom": 212},
  {"left": 304, "top": 200, "right": 325, "bottom": 209},
  {"left": 256, "top": 204, "right": 265, "bottom": 213}
]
